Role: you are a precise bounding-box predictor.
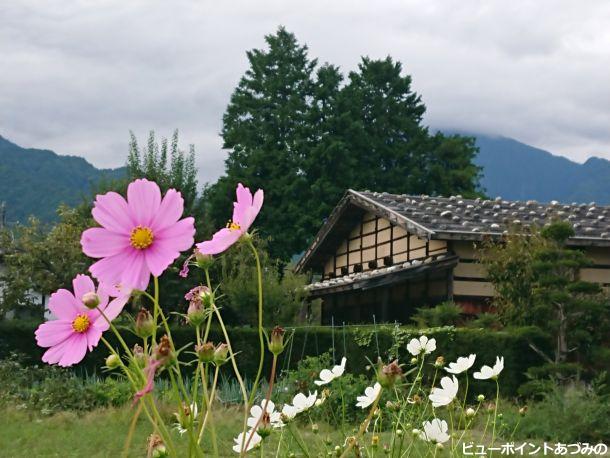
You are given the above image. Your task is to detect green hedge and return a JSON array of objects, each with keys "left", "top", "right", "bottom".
[{"left": 0, "top": 320, "right": 549, "bottom": 396}]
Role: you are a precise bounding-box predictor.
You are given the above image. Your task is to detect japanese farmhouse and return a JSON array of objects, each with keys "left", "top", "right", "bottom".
[{"left": 295, "top": 190, "right": 610, "bottom": 325}]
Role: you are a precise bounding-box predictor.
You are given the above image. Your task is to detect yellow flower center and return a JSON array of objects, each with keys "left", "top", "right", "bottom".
[
  {"left": 130, "top": 226, "right": 154, "bottom": 250},
  {"left": 226, "top": 221, "right": 241, "bottom": 231},
  {"left": 72, "top": 314, "right": 91, "bottom": 333}
]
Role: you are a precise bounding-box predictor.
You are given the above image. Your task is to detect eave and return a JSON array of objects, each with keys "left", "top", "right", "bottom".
[{"left": 306, "top": 253, "right": 459, "bottom": 297}]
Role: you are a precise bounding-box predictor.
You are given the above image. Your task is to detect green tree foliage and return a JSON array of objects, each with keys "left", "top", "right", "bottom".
[
  {"left": 479, "top": 222, "right": 610, "bottom": 376},
  {"left": 203, "top": 27, "right": 317, "bottom": 259},
  {"left": 127, "top": 130, "right": 198, "bottom": 212},
  {"left": 202, "top": 236, "right": 310, "bottom": 326},
  {"left": 0, "top": 207, "right": 90, "bottom": 317},
  {"left": 205, "top": 27, "right": 481, "bottom": 260}
]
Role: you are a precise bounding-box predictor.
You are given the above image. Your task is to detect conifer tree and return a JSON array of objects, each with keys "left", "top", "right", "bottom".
[{"left": 207, "top": 28, "right": 481, "bottom": 261}]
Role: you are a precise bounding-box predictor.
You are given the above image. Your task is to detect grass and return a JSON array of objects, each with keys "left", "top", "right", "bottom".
[
  {"left": 1, "top": 404, "right": 364, "bottom": 457},
  {"left": 3, "top": 402, "right": 606, "bottom": 457}
]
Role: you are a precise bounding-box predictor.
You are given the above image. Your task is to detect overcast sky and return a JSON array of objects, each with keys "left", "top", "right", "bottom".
[{"left": 2, "top": 0, "right": 610, "bottom": 185}]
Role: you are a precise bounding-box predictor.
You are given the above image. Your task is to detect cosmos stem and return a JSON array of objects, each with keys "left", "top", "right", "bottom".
[
  {"left": 340, "top": 389, "right": 383, "bottom": 458},
  {"left": 244, "top": 354, "right": 278, "bottom": 452},
  {"left": 247, "top": 238, "right": 265, "bottom": 409},
  {"left": 202, "top": 267, "right": 249, "bottom": 456}
]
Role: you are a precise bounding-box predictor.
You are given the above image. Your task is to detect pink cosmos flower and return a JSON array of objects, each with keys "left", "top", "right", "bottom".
[
  {"left": 133, "top": 358, "right": 162, "bottom": 405},
  {"left": 81, "top": 179, "right": 195, "bottom": 290},
  {"left": 196, "top": 183, "right": 263, "bottom": 255},
  {"left": 35, "top": 274, "right": 130, "bottom": 367}
]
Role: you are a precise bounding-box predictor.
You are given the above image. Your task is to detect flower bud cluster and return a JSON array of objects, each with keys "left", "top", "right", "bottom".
[{"left": 195, "top": 342, "right": 229, "bottom": 366}]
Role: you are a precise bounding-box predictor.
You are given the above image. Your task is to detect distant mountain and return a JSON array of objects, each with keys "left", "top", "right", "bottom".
[
  {"left": 0, "top": 135, "right": 125, "bottom": 223},
  {"left": 473, "top": 134, "right": 610, "bottom": 204},
  {"left": 2, "top": 133, "right": 609, "bottom": 224}
]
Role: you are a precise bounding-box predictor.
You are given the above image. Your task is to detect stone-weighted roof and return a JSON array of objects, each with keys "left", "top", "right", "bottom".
[
  {"left": 295, "top": 189, "right": 610, "bottom": 273},
  {"left": 357, "top": 191, "right": 610, "bottom": 241}
]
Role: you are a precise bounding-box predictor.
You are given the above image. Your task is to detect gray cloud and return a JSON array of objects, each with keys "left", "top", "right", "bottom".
[{"left": 1, "top": 0, "right": 609, "bottom": 184}]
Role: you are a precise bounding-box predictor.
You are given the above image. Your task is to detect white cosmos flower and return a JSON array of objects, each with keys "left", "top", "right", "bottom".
[
  {"left": 281, "top": 403, "right": 300, "bottom": 420},
  {"left": 232, "top": 430, "right": 262, "bottom": 454},
  {"left": 247, "top": 400, "right": 283, "bottom": 429},
  {"left": 407, "top": 335, "right": 436, "bottom": 356},
  {"left": 473, "top": 356, "right": 504, "bottom": 380},
  {"left": 314, "top": 357, "right": 347, "bottom": 385},
  {"left": 292, "top": 391, "right": 318, "bottom": 413},
  {"left": 421, "top": 419, "right": 450, "bottom": 444},
  {"left": 445, "top": 354, "right": 476, "bottom": 374},
  {"left": 429, "top": 376, "right": 459, "bottom": 407},
  {"left": 356, "top": 382, "right": 382, "bottom": 409}
]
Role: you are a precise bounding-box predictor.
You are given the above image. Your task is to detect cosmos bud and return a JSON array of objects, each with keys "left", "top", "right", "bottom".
[
  {"left": 187, "top": 302, "right": 206, "bottom": 327},
  {"left": 82, "top": 292, "right": 100, "bottom": 309},
  {"left": 477, "top": 394, "right": 485, "bottom": 402},
  {"left": 105, "top": 353, "right": 120, "bottom": 369},
  {"left": 213, "top": 343, "right": 229, "bottom": 365},
  {"left": 195, "top": 250, "right": 214, "bottom": 269},
  {"left": 268, "top": 326, "right": 286, "bottom": 356},
  {"left": 465, "top": 407, "right": 476, "bottom": 418},
  {"left": 378, "top": 359, "right": 403, "bottom": 389},
  {"left": 147, "top": 434, "right": 168, "bottom": 458},
  {"left": 434, "top": 356, "right": 445, "bottom": 368},
  {"left": 195, "top": 342, "right": 215, "bottom": 363},
  {"left": 133, "top": 344, "right": 146, "bottom": 365},
  {"left": 154, "top": 335, "right": 173, "bottom": 364},
  {"left": 135, "top": 308, "right": 155, "bottom": 338}
]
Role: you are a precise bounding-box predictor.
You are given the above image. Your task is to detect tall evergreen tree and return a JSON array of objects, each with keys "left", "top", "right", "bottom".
[
  {"left": 205, "top": 27, "right": 317, "bottom": 260},
  {"left": 339, "top": 56, "right": 480, "bottom": 197},
  {"left": 300, "top": 64, "right": 354, "bottom": 243},
  {"left": 206, "top": 28, "right": 481, "bottom": 261}
]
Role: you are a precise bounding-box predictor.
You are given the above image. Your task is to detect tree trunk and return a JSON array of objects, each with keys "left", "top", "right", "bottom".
[{"left": 556, "top": 303, "right": 568, "bottom": 364}]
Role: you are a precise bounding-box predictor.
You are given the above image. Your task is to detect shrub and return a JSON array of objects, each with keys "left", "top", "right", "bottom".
[
  {"left": 466, "top": 312, "right": 503, "bottom": 330},
  {"left": 508, "top": 379, "right": 610, "bottom": 442},
  {"left": 0, "top": 352, "right": 132, "bottom": 414},
  {"left": 0, "top": 320, "right": 549, "bottom": 396},
  {"left": 411, "top": 301, "right": 463, "bottom": 327}
]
